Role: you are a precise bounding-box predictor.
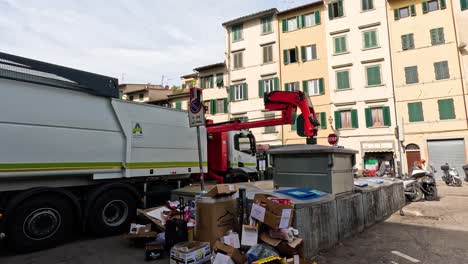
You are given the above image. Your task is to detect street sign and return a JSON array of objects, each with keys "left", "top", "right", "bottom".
[
  {"left": 188, "top": 88, "right": 205, "bottom": 128},
  {"left": 328, "top": 133, "right": 339, "bottom": 145}
]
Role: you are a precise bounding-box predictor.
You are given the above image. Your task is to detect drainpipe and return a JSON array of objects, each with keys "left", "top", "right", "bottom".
[
  {"left": 277, "top": 15, "right": 285, "bottom": 145},
  {"left": 226, "top": 26, "right": 232, "bottom": 120},
  {"left": 449, "top": 0, "right": 468, "bottom": 128},
  {"left": 384, "top": 1, "right": 405, "bottom": 176}
]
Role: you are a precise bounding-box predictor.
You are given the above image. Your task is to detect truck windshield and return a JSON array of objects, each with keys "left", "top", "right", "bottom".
[{"left": 234, "top": 133, "right": 256, "bottom": 155}]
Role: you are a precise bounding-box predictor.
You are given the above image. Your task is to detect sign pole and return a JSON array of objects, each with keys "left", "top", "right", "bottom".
[{"left": 196, "top": 126, "right": 206, "bottom": 194}]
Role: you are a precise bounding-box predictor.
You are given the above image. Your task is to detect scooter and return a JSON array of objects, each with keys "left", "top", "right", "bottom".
[
  {"left": 403, "top": 165, "right": 438, "bottom": 202},
  {"left": 441, "top": 163, "right": 463, "bottom": 187}
]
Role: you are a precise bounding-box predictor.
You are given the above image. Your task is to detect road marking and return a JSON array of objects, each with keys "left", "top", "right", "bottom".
[
  {"left": 390, "top": 261, "right": 399, "bottom": 264},
  {"left": 391, "top": 251, "right": 420, "bottom": 263}
]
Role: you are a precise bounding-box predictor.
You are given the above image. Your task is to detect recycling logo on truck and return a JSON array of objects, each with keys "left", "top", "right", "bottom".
[{"left": 132, "top": 123, "right": 143, "bottom": 138}]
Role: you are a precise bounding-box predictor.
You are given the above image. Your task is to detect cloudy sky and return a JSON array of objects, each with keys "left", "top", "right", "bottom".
[{"left": 0, "top": 0, "right": 313, "bottom": 86}]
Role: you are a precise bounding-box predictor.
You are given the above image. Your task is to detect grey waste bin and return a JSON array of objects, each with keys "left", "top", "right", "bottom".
[{"left": 268, "top": 145, "right": 357, "bottom": 195}]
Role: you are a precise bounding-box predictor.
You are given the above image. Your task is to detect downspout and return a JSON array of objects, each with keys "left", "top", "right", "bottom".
[
  {"left": 449, "top": 0, "right": 468, "bottom": 128},
  {"left": 384, "top": 1, "right": 405, "bottom": 176},
  {"left": 226, "top": 26, "right": 232, "bottom": 120},
  {"left": 277, "top": 14, "right": 285, "bottom": 145}
]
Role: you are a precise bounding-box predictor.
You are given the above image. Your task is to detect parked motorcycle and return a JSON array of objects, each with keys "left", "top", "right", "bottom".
[
  {"left": 463, "top": 164, "right": 468, "bottom": 182},
  {"left": 441, "top": 163, "right": 463, "bottom": 187},
  {"left": 404, "top": 165, "right": 438, "bottom": 202}
]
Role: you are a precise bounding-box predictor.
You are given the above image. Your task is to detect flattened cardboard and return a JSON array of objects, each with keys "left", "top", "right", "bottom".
[
  {"left": 259, "top": 232, "right": 281, "bottom": 247},
  {"left": 214, "top": 241, "right": 247, "bottom": 264},
  {"left": 206, "top": 184, "right": 238, "bottom": 197},
  {"left": 276, "top": 238, "right": 303, "bottom": 257}
]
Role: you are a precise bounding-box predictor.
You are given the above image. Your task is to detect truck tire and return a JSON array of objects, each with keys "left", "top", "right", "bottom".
[
  {"left": 86, "top": 189, "right": 137, "bottom": 237},
  {"left": 7, "top": 194, "right": 75, "bottom": 253}
]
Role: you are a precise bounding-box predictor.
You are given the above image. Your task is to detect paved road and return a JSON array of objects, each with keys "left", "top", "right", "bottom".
[{"left": 1, "top": 182, "right": 468, "bottom": 264}]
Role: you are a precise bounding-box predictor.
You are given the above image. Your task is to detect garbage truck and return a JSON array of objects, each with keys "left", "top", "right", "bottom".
[{"left": 0, "top": 52, "right": 319, "bottom": 252}]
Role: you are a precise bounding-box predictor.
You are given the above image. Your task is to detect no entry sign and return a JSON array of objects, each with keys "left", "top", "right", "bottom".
[{"left": 328, "top": 133, "right": 339, "bottom": 145}]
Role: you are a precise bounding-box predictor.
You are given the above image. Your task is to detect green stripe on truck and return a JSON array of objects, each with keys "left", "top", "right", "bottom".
[{"left": 126, "top": 161, "right": 208, "bottom": 169}]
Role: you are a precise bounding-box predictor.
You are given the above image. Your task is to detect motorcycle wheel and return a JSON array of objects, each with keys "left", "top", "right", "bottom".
[
  {"left": 424, "top": 186, "right": 438, "bottom": 201},
  {"left": 453, "top": 178, "right": 463, "bottom": 187},
  {"left": 406, "top": 185, "right": 423, "bottom": 202}
]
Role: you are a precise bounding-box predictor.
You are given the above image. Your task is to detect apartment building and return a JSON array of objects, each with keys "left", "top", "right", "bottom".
[
  {"left": 222, "top": 8, "right": 283, "bottom": 146},
  {"left": 452, "top": 0, "right": 468, "bottom": 114},
  {"left": 324, "top": 0, "right": 398, "bottom": 172},
  {"left": 387, "top": 0, "right": 468, "bottom": 175},
  {"left": 195, "top": 63, "right": 229, "bottom": 123},
  {"left": 277, "top": 2, "right": 333, "bottom": 145},
  {"left": 118, "top": 83, "right": 172, "bottom": 107},
  {"left": 180, "top": 73, "right": 198, "bottom": 89}
]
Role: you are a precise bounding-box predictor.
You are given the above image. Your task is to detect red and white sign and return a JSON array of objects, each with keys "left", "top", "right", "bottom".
[
  {"left": 328, "top": 133, "right": 339, "bottom": 145},
  {"left": 188, "top": 88, "right": 205, "bottom": 127}
]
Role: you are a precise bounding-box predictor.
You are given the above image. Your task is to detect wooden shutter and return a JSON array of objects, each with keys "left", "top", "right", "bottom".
[
  {"left": 440, "top": 0, "right": 446, "bottom": 9},
  {"left": 340, "top": 37, "right": 347, "bottom": 52},
  {"left": 320, "top": 112, "right": 327, "bottom": 129},
  {"left": 311, "top": 45, "right": 317, "bottom": 59},
  {"left": 209, "top": 75, "right": 214, "bottom": 88},
  {"left": 242, "top": 83, "right": 248, "bottom": 100},
  {"left": 370, "top": 31, "right": 377, "bottom": 47},
  {"left": 439, "top": 28, "right": 445, "bottom": 43},
  {"left": 223, "top": 98, "right": 228, "bottom": 113},
  {"left": 408, "top": 102, "right": 423, "bottom": 122},
  {"left": 405, "top": 66, "right": 418, "bottom": 84},
  {"left": 301, "top": 15, "right": 306, "bottom": 28},
  {"left": 438, "top": 99, "right": 455, "bottom": 120},
  {"left": 283, "top": 49, "right": 289, "bottom": 65},
  {"left": 282, "top": 19, "right": 288, "bottom": 32},
  {"left": 367, "top": 66, "right": 381, "bottom": 86},
  {"left": 176, "top": 102, "right": 182, "bottom": 110},
  {"left": 365, "top": 108, "right": 373, "bottom": 128},
  {"left": 229, "top": 85, "right": 235, "bottom": 101},
  {"left": 301, "top": 46, "right": 307, "bottom": 62},
  {"left": 258, "top": 80, "right": 264, "bottom": 98},
  {"left": 338, "top": 0, "right": 344, "bottom": 16},
  {"left": 319, "top": 78, "right": 325, "bottom": 95},
  {"left": 362, "top": 0, "right": 368, "bottom": 10},
  {"left": 285, "top": 83, "right": 290, "bottom": 92},
  {"left": 296, "top": 16, "right": 301, "bottom": 29},
  {"left": 364, "top": 32, "right": 371, "bottom": 48},
  {"left": 200, "top": 77, "right": 205, "bottom": 89},
  {"left": 430, "top": 28, "right": 438, "bottom": 45},
  {"left": 394, "top": 9, "right": 400, "bottom": 20},
  {"left": 351, "top": 110, "right": 359, "bottom": 128},
  {"left": 334, "top": 37, "right": 341, "bottom": 53},
  {"left": 315, "top": 11, "right": 321, "bottom": 24},
  {"left": 422, "top": 1, "right": 429, "bottom": 13},
  {"left": 328, "top": 4, "right": 333, "bottom": 19},
  {"left": 334, "top": 111, "right": 342, "bottom": 129},
  {"left": 401, "top": 35, "right": 407, "bottom": 50},
  {"left": 210, "top": 100, "right": 216, "bottom": 115},
  {"left": 409, "top": 34, "right": 415, "bottom": 49},
  {"left": 383, "top": 106, "right": 391, "bottom": 126},
  {"left": 291, "top": 112, "right": 297, "bottom": 131},
  {"left": 302, "top": 81, "right": 309, "bottom": 94},
  {"left": 295, "top": 47, "right": 299, "bottom": 62},
  {"left": 462, "top": 0, "right": 468, "bottom": 10},
  {"left": 274, "top": 77, "right": 279, "bottom": 91},
  {"left": 410, "top": 5, "right": 416, "bottom": 16}
]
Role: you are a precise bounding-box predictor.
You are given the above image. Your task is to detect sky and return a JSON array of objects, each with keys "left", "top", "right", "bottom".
[{"left": 0, "top": 0, "right": 313, "bottom": 86}]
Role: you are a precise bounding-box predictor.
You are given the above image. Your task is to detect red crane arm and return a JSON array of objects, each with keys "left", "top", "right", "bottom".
[{"left": 206, "top": 91, "right": 318, "bottom": 138}]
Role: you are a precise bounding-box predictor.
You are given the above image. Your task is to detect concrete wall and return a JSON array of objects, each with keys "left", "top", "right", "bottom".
[
  {"left": 325, "top": 0, "right": 398, "bottom": 170},
  {"left": 278, "top": 5, "right": 333, "bottom": 146},
  {"left": 225, "top": 14, "right": 282, "bottom": 145}
]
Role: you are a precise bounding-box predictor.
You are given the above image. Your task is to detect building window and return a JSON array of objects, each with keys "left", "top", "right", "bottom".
[
  {"left": 366, "top": 65, "right": 382, "bottom": 86},
  {"left": 423, "top": 0, "right": 443, "bottom": 13},
  {"left": 336, "top": 70, "right": 350, "bottom": 90},
  {"left": 438, "top": 98, "right": 455, "bottom": 120},
  {"left": 129, "top": 95, "right": 134, "bottom": 101},
  {"left": 401, "top": 33, "right": 415, "bottom": 50},
  {"left": 303, "top": 79, "right": 324, "bottom": 96},
  {"left": 328, "top": 0, "right": 344, "bottom": 20},
  {"left": 204, "top": 101, "right": 211, "bottom": 114},
  {"left": 362, "top": 0, "right": 374, "bottom": 11},
  {"left": 263, "top": 79, "right": 275, "bottom": 93},
  {"left": 335, "top": 110, "right": 358, "bottom": 129},
  {"left": 261, "top": 16, "right": 273, "bottom": 34},
  {"left": 408, "top": 102, "right": 424, "bottom": 122},
  {"left": 363, "top": 30, "right": 378, "bottom": 49},
  {"left": 264, "top": 112, "right": 276, "bottom": 133},
  {"left": 462, "top": 0, "right": 468, "bottom": 10},
  {"left": 232, "top": 24, "right": 243, "bottom": 42},
  {"left": 216, "top": 73, "right": 224, "bottom": 87},
  {"left": 301, "top": 45, "right": 317, "bottom": 61},
  {"left": 215, "top": 99, "right": 226, "bottom": 114},
  {"left": 200, "top": 75, "right": 214, "bottom": 89},
  {"left": 365, "top": 107, "right": 391, "bottom": 127},
  {"left": 285, "top": 82, "right": 300, "bottom": 92},
  {"left": 283, "top": 48, "right": 298, "bottom": 65},
  {"left": 302, "top": 12, "right": 320, "bottom": 28},
  {"left": 434, "top": 61, "right": 450, "bottom": 80},
  {"left": 430, "top": 28, "right": 445, "bottom": 45},
  {"left": 263, "top": 45, "right": 273, "bottom": 64},
  {"left": 405, "top": 66, "right": 419, "bottom": 84},
  {"left": 259, "top": 77, "right": 278, "bottom": 97},
  {"left": 175, "top": 102, "right": 182, "bottom": 110},
  {"left": 233, "top": 52, "right": 243, "bottom": 69},
  {"left": 287, "top": 17, "right": 298, "bottom": 31},
  {"left": 230, "top": 83, "right": 247, "bottom": 101},
  {"left": 334, "top": 35, "right": 347, "bottom": 54},
  {"left": 394, "top": 5, "right": 416, "bottom": 20},
  {"left": 139, "top": 93, "right": 144, "bottom": 101}
]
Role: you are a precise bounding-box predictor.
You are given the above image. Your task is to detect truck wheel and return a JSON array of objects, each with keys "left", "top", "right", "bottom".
[
  {"left": 87, "top": 189, "right": 137, "bottom": 237},
  {"left": 7, "top": 194, "right": 75, "bottom": 253}
]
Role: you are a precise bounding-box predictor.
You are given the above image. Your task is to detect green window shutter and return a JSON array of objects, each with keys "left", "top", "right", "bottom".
[
  {"left": 423, "top": 1, "right": 429, "bottom": 13},
  {"left": 351, "top": 110, "right": 359, "bottom": 128},
  {"left": 296, "top": 16, "right": 301, "bottom": 29},
  {"left": 210, "top": 75, "right": 214, "bottom": 88},
  {"left": 405, "top": 66, "right": 419, "bottom": 84},
  {"left": 367, "top": 66, "right": 381, "bottom": 86},
  {"left": 315, "top": 11, "right": 321, "bottom": 24},
  {"left": 328, "top": 4, "right": 333, "bottom": 19},
  {"left": 401, "top": 35, "right": 407, "bottom": 50},
  {"left": 320, "top": 112, "right": 327, "bottom": 129},
  {"left": 302, "top": 80, "right": 309, "bottom": 94},
  {"left": 408, "top": 34, "right": 415, "bottom": 49},
  {"left": 408, "top": 102, "right": 424, "bottom": 122},
  {"left": 394, "top": 9, "right": 400, "bottom": 20},
  {"left": 364, "top": 32, "right": 371, "bottom": 48},
  {"left": 435, "top": 61, "right": 450, "bottom": 80},
  {"left": 340, "top": 37, "right": 347, "bottom": 52},
  {"left": 338, "top": 0, "right": 344, "bottom": 16},
  {"left": 291, "top": 112, "right": 297, "bottom": 131},
  {"left": 383, "top": 106, "right": 391, "bottom": 126},
  {"left": 223, "top": 98, "right": 228, "bottom": 113},
  {"left": 370, "top": 31, "right": 377, "bottom": 47},
  {"left": 334, "top": 111, "right": 342, "bottom": 129},
  {"left": 274, "top": 77, "right": 279, "bottom": 91},
  {"left": 176, "top": 102, "right": 182, "bottom": 110},
  {"left": 200, "top": 77, "right": 205, "bottom": 89},
  {"left": 337, "top": 71, "right": 350, "bottom": 89},
  {"left": 258, "top": 80, "right": 264, "bottom": 98},
  {"left": 242, "top": 83, "right": 248, "bottom": 100},
  {"left": 430, "top": 28, "right": 438, "bottom": 45},
  {"left": 210, "top": 100, "right": 216, "bottom": 115},
  {"left": 282, "top": 19, "right": 288, "bottom": 32},
  {"left": 362, "top": 0, "right": 368, "bottom": 10},
  {"left": 438, "top": 99, "right": 455, "bottom": 120},
  {"left": 229, "top": 85, "right": 235, "bottom": 101},
  {"left": 410, "top": 5, "right": 416, "bottom": 16},
  {"left": 285, "top": 83, "right": 290, "bottom": 92},
  {"left": 295, "top": 47, "right": 299, "bottom": 60},
  {"left": 365, "top": 108, "right": 373, "bottom": 128},
  {"left": 283, "top": 49, "right": 289, "bottom": 65},
  {"left": 440, "top": 0, "right": 446, "bottom": 9},
  {"left": 319, "top": 78, "right": 325, "bottom": 95},
  {"left": 462, "top": 0, "right": 468, "bottom": 10},
  {"left": 334, "top": 38, "right": 340, "bottom": 53},
  {"left": 301, "top": 15, "right": 306, "bottom": 28},
  {"left": 301, "top": 46, "right": 306, "bottom": 62}
]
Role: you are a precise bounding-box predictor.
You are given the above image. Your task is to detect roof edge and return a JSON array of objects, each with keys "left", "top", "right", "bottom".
[
  {"left": 277, "top": 1, "right": 324, "bottom": 16},
  {"left": 222, "top": 8, "right": 278, "bottom": 27}
]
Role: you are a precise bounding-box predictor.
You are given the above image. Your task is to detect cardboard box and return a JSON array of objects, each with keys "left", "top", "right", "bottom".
[
  {"left": 206, "top": 184, "right": 238, "bottom": 197},
  {"left": 253, "top": 194, "right": 294, "bottom": 229},
  {"left": 126, "top": 223, "right": 159, "bottom": 239},
  {"left": 214, "top": 241, "right": 247, "bottom": 264},
  {"left": 260, "top": 232, "right": 303, "bottom": 258},
  {"left": 170, "top": 241, "right": 211, "bottom": 264},
  {"left": 195, "top": 196, "right": 238, "bottom": 246},
  {"left": 213, "top": 253, "right": 235, "bottom": 264}
]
